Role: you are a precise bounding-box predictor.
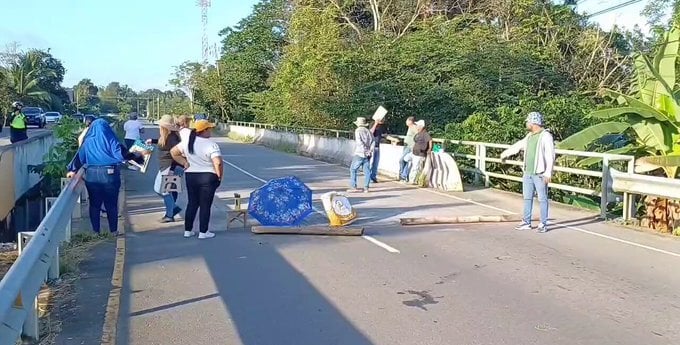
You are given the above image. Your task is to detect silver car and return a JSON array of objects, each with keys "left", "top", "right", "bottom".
[{"left": 44, "top": 111, "right": 62, "bottom": 124}]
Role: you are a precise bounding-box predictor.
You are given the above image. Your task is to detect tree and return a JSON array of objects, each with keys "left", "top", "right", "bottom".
[
  {"left": 169, "top": 61, "right": 202, "bottom": 113},
  {"left": 2, "top": 50, "right": 58, "bottom": 107},
  {"left": 74, "top": 79, "right": 99, "bottom": 113}
]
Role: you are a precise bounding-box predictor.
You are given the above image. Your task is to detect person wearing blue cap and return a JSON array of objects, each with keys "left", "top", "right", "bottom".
[{"left": 500, "top": 112, "right": 555, "bottom": 233}]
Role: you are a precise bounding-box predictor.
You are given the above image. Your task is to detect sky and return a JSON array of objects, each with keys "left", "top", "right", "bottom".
[{"left": 0, "top": 0, "right": 656, "bottom": 92}]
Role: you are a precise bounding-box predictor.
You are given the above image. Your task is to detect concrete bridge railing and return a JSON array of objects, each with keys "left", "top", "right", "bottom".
[
  {"left": 224, "top": 121, "right": 649, "bottom": 220},
  {"left": 0, "top": 133, "right": 56, "bottom": 223}
]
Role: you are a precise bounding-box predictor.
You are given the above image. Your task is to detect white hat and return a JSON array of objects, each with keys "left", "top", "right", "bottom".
[
  {"left": 354, "top": 117, "right": 369, "bottom": 127},
  {"left": 415, "top": 120, "right": 425, "bottom": 128}
]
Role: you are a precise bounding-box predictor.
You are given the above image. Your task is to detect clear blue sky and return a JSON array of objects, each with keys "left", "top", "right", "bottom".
[
  {"left": 0, "top": 0, "right": 258, "bottom": 91},
  {"left": 0, "top": 0, "right": 647, "bottom": 92}
]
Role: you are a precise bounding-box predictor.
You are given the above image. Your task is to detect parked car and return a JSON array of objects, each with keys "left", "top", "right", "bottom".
[
  {"left": 22, "top": 107, "right": 46, "bottom": 128},
  {"left": 44, "top": 111, "right": 62, "bottom": 124},
  {"left": 70, "top": 113, "right": 84, "bottom": 123}
]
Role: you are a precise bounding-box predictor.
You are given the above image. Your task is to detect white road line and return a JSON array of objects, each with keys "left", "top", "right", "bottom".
[
  {"left": 223, "top": 158, "right": 401, "bottom": 254},
  {"left": 395, "top": 181, "right": 680, "bottom": 259}
]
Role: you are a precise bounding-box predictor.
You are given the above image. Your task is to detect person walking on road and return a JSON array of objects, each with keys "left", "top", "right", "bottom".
[
  {"left": 6, "top": 101, "right": 28, "bottom": 144},
  {"left": 500, "top": 112, "right": 555, "bottom": 233},
  {"left": 123, "top": 113, "right": 144, "bottom": 148},
  {"left": 399, "top": 116, "right": 417, "bottom": 182},
  {"left": 369, "top": 116, "right": 388, "bottom": 183},
  {"left": 348, "top": 117, "right": 375, "bottom": 193},
  {"left": 66, "top": 119, "right": 150, "bottom": 235},
  {"left": 409, "top": 120, "right": 432, "bottom": 184},
  {"left": 147, "top": 115, "right": 184, "bottom": 223},
  {"left": 171, "top": 119, "right": 223, "bottom": 239}
]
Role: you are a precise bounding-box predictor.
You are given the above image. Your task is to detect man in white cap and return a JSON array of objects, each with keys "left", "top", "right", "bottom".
[
  {"left": 500, "top": 111, "right": 555, "bottom": 233},
  {"left": 349, "top": 117, "right": 375, "bottom": 193}
]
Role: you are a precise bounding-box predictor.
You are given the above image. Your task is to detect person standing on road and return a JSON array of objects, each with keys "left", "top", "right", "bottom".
[
  {"left": 123, "top": 113, "right": 144, "bottom": 148},
  {"left": 147, "top": 115, "right": 184, "bottom": 223},
  {"left": 6, "top": 101, "right": 28, "bottom": 144},
  {"left": 66, "top": 119, "right": 150, "bottom": 236},
  {"left": 399, "top": 116, "right": 417, "bottom": 182},
  {"left": 348, "top": 117, "right": 375, "bottom": 193},
  {"left": 369, "top": 116, "right": 388, "bottom": 183},
  {"left": 409, "top": 120, "right": 432, "bottom": 184},
  {"left": 500, "top": 112, "right": 555, "bottom": 233},
  {"left": 171, "top": 119, "right": 223, "bottom": 239}
]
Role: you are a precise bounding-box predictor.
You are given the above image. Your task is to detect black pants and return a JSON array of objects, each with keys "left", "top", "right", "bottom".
[{"left": 185, "top": 172, "right": 220, "bottom": 233}]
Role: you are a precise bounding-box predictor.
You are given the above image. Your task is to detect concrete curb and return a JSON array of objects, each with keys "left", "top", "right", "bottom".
[{"left": 100, "top": 174, "right": 127, "bottom": 345}]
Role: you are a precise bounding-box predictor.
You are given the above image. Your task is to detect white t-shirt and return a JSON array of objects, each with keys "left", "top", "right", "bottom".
[
  {"left": 179, "top": 127, "right": 191, "bottom": 143},
  {"left": 124, "top": 120, "right": 144, "bottom": 140},
  {"left": 179, "top": 136, "right": 222, "bottom": 174}
]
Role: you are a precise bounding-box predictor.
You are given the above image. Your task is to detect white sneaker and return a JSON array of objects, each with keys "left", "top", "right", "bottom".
[
  {"left": 183, "top": 231, "right": 196, "bottom": 238},
  {"left": 515, "top": 222, "right": 532, "bottom": 231},
  {"left": 198, "top": 231, "right": 216, "bottom": 239}
]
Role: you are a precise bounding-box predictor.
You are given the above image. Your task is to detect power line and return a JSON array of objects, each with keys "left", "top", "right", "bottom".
[{"left": 586, "top": 0, "right": 642, "bottom": 18}]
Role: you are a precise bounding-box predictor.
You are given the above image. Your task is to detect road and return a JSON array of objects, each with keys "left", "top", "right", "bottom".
[
  {"left": 117, "top": 132, "right": 680, "bottom": 345},
  {"left": 0, "top": 126, "right": 52, "bottom": 146}
]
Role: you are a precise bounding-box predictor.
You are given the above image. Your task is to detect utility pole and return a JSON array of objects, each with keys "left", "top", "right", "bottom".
[{"left": 137, "top": 100, "right": 140, "bottom": 114}]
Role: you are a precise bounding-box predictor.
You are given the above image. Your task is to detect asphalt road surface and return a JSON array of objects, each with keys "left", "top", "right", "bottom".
[{"left": 117, "top": 130, "right": 680, "bottom": 345}]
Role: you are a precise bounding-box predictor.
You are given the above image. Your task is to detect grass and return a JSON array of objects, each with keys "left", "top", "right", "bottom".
[
  {"left": 226, "top": 131, "right": 255, "bottom": 144},
  {"left": 2, "top": 231, "right": 110, "bottom": 344}
]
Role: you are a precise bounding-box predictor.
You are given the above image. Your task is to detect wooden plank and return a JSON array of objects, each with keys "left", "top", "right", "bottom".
[
  {"left": 400, "top": 214, "right": 531, "bottom": 226},
  {"left": 251, "top": 226, "right": 364, "bottom": 236}
]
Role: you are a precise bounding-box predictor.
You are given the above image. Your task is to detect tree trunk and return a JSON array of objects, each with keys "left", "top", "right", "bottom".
[{"left": 641, "top": 196, "right": 680, "bottom": 234}]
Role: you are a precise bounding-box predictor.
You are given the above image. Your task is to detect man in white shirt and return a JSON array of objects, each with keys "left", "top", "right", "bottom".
[{"left": 123, "top": 113, "right": 144, "bottom": 148}]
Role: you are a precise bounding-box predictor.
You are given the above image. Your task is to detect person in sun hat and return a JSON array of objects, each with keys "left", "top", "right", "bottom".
[
  {"left": 409, "top": 119, "right": 432, "bottom": 184},
  {"left": 146, "top": 115, "right": 184, "bottom": 223},
  {"left": 348, "top": 117, "right": 375, "bottom": 193},
  {"left": 500, "top": 111, "right": 555, "bottom": 233},
  {"left": 171, "top": 119, "right": 223, "bottom": 239}
]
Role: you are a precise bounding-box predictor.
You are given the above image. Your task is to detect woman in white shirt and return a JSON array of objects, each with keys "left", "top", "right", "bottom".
[{"left": 171, "top": 120, "right": 223, "bottom": 239}]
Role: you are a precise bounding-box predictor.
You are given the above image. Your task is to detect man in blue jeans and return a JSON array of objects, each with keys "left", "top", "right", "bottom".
[
  {"left": 399, "top": 116, "right": 417, "bottom": 182},
  {"left": 500, "top": 112, "right": 555, "bottom": 233},
  {"left": 348, "top": 117, "right": 375, "bottom": 193}
]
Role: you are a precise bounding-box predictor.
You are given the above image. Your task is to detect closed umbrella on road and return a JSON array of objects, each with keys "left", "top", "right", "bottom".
[{"left": 248, "top": 176, "right": 313, "bottom": 226}]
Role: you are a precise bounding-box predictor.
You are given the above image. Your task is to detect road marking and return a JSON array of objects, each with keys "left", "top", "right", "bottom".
[
  {"left": 222, "top": 158, "right": 401, "bottom": 254},
  {"left": 397, "top": 181, "right": 680, "bottom": 259}
]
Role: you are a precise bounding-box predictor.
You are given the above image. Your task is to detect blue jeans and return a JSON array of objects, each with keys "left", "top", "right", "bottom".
[
  {"left": 523, "top": 174, "right": 549, "bottom": 225},
  {"left": 160, "top": 167, "right": 184, "bottom": 217},
  {"left": 399, "top": 147, "right": 412, "bottom": 181},
  {"left": 84, "top": 165, "right": 121, "bottom": 233},
  {"left": 350, "top": 156, "right": 371, "bottom": 189},
  {"left": 370, "top": 147, "right": 380, "bottom": 181}
]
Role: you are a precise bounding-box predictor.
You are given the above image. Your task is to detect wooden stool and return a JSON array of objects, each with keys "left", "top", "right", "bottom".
[{"left": 227, "top": 193, "right": 248, "bottom": 230}]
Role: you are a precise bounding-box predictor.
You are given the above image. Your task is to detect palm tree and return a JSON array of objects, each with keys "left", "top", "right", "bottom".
[
  {"left": 2, "top": 51, "right": 57, "bottom": 107},
  {"left": 557, "top": 21, "right": 680, "bottom": 233}
]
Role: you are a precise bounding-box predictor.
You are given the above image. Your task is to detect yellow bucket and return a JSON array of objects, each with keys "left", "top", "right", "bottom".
[{"left": 320, "top": 192, "right": 357, "bottom": 227}]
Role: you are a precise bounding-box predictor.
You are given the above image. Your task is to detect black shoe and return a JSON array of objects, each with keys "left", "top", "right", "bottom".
[
  {"left": 160, "top": 216, "right": 175, "bottom": 223},
  {"left": 371, "top": 178, "right": 379, "bottom": 183}
]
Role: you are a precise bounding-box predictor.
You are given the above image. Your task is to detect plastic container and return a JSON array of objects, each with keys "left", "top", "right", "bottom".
[{"left": 320, "top": 192, "right": 357, "bottom": 227}]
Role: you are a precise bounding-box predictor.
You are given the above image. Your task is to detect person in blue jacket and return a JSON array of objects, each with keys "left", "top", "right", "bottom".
[{"left": 66, "top": 119, "right": 147, "bottom": 235}]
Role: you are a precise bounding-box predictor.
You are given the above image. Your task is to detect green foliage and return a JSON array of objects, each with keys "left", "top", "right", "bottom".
[{"left": 31, "top": 116, "right": 82, "bottom": 196}]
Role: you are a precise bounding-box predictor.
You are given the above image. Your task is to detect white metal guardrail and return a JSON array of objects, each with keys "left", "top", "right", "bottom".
[
  {"left": 610, "top": 168, "right": 680, "bottom": 220},
  {"left": 0, "top": 168, "right": 84, "bottom": 343},
  {"left": 226, "top": 121, "right": 637, "bottom": 219}
]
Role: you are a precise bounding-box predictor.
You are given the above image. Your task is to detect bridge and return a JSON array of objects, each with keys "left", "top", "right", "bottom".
[{"left": 1, "top": 124, "right": 680, "bottom": 344}]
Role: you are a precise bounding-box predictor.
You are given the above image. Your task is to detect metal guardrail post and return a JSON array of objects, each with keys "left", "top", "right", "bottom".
[
  {"left": 474, "top": 144, "right": 482, "bottom": 185},
  {"left": 62, "top": 178, "right": 81, "bottom": 219},
  {"left": 479, "top": 145, "right": 489, "bottom": 187},
  {"left": 600, "top": 157, "right": 610, "bottom": 219},
  {"left": 44, "top": 198, "right": 60, "bottom": 280},
  {"left": 23, "top": 297, "right": 39, "bottom": 341},
  {"left": 622, "top": 159, "right": 636, "bottom": 221}
]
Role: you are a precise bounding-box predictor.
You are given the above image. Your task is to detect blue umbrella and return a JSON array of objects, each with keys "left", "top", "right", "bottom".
[{"left": 248, "top": 176, "right": 313, "bottom": 226}]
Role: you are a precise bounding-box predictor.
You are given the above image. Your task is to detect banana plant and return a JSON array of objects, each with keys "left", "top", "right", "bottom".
[{"left": 557, "top": 21, "right": 680, "bottom": 178}]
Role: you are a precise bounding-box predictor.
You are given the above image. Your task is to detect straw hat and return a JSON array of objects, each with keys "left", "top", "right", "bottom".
[
  {"left": 158, "top": 115, "right": 179, "bottom": 131},
  {"left": 415, "top": 120, "right": 425, "bottom": 128},
  {"left": 354, "top": 117, "right": 369, "bottom": 127},
  {"left": 194, "top": 119, "right": 216, "bottom": 132}
]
